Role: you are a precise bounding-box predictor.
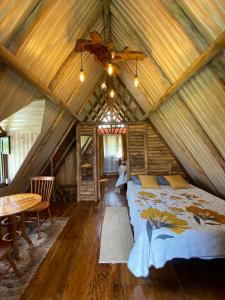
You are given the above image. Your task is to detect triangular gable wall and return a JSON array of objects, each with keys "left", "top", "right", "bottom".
[{"left": 79, "top": 76, "right": 146, "bottom": 122}]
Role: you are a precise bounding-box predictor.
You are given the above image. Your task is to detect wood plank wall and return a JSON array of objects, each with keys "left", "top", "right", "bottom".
[
  {"left": 55, "top": 147, "right": 76, "bottom": 186},
  {"left": 127, "top": 124, "right": 148, "bottom": 176},
  {"left": 127, "top": 122, "right": 185, "bottom": 177},
  {"left": 56, "top": 122, "right": 186, "bottom": 198},
  {"left": 147, "top": 124, "right": 185, "bottom": 176}
]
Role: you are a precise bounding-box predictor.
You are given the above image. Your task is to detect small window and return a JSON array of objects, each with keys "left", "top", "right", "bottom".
[{"left": 0, "top": 137, "right": 9, "bottom": 185}]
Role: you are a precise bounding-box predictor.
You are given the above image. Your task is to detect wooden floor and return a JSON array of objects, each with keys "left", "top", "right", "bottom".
[{"left": 22, "top": 178, "right": 225, "bottom": 300}]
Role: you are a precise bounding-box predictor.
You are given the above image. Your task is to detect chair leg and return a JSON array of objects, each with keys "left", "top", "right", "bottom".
[
  {"left": 6, "top": 253, "right": 21, "bottom": 277},
  {"left": 48, "top": 207, "right": 53, "bottom": 224},
  {"left": 37, "top": 212, "right": 41, "bottom": 239}
]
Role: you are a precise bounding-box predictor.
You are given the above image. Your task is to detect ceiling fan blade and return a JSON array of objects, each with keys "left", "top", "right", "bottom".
[{"left": 113, "top": 47, "right": 145, "bottom": 61}]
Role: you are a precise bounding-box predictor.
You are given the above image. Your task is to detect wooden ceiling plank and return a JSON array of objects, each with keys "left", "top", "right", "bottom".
[
  {"left": 161, "top": 0, "right": 208, "bottom": 53},
  {"left": 142, "top": 31, "right": 225, "bottom": 120},
  {"left": 13, "top": 0, "right": 57, "bottom": 55},
  {"left": 0, "top": 44, "right": 67, "bottom": 108},
  {"left": 161, "top": 0, "right": 225, "bottom": 92},
  {"left": 111, "top": 7, "right": 171, "bottom": 86},
  {"left": 48, "top": 9, "right": 103, "bottom": 91}
]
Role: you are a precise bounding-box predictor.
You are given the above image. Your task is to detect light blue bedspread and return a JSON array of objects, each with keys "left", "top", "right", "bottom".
[{"left": 127, "top": 181, "right": 225, "bottom": 277}]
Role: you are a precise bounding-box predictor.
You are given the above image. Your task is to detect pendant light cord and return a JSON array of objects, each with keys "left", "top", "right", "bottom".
[
  {"left": 80, "top": 52, "right": 83, "bottom": 71},
  {"left": 135, "top": 58, "right": 138, "bottom": 77}
]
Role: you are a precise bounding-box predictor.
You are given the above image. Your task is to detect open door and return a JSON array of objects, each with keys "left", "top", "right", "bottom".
[{"left": 76, "top": 124, "right": 98, "bottom": 201}]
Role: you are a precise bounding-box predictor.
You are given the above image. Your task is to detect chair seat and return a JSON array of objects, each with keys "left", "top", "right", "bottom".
[
  {"left": 27, "top": 201, "right": 50, "bottom": 212},
  {"left": 0, "top": 240, "right": 10, "bottom": 258}
]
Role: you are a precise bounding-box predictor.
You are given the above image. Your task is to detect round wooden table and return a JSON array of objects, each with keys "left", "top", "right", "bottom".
[{"left": 0, "top": 193, "right": 41, "bottom": 259}]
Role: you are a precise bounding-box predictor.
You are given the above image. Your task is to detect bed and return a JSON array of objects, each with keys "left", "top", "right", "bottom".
[
  {"left": 126, "top": 180, "right": 225, "bottom": 277},
  {"left": 115, "top": 164, "right": 127, "bottom": 187}
]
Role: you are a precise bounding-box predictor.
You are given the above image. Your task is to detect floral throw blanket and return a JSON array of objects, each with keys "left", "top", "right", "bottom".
[{"left": 126, "top": 182, "right": 225, "bottom": 277}]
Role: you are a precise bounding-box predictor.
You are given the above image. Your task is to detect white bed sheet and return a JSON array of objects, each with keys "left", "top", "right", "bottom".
[
  {"left": 126, "top": 181, "right": 225, "bottom": 277},
  {"left": 115, "top": 165, "right": 127, "bottom": 187}
]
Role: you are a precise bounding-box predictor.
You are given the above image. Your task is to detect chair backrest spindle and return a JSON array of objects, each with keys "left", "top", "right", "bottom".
[{"left": 30, "top": 176, "right": 54, "bottom": 203}]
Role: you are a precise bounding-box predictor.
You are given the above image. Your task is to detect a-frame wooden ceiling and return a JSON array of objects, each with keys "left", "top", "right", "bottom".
[
  {"left": 78, "top": 76, "right": 145, "bottom": 122},
  {"left": 0, "top": 0, "right": 225, "bottom": 197}
]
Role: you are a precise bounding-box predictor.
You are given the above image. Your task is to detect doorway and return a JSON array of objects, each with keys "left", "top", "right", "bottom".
[
  {"left": 98, "top": 125, "right": 127, "bottom": 177},
  {"left": 103, "top": 134, "right": 123, "bottom": 174},
  {"left": 97, "top": 124, "right": 127, "bottom": 200}
]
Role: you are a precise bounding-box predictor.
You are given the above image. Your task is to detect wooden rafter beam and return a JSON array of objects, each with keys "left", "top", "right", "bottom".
[
  {"left": 0, "top": 44, "right": 80, "bottom": 119},
  {"left": 103, "top": 0, "right": 111, "bottom": 43},
  {"left": 142, "top": 31, "right": 225, "bottom": 120}
]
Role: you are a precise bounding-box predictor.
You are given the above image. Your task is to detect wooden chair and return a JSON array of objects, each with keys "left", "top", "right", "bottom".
[
  {"left": 26, "top": 176, "right": 54, "bottom": 239},
  {"left": 0, "top": 237, "right": 20, "bottom": 277}
]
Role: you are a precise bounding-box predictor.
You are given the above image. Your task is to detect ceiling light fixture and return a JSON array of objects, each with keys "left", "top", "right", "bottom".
[
  {"left": 101, "top": 81, "right": 107, "bottom": 90},
  {"left": 79, "top": 52, "right": 85, "bottom": 82},
  {"left": 107, "top": 63, "right": 113, "bottom": 76},
  {"left": 134, "top": 58, "right": 139, "bottom": 87},
  {"left": 111, "top": 51, "right": 115, "bottom": 59},
  {"left": 109, "top": 89, "right": 115, "bottom": 98}
]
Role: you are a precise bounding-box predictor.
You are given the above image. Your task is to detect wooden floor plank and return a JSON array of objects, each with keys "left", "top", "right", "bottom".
[
  {"left": 92, "top": 264, "right": 124, "bottom": 300},
  {"left": 61, "top": 202, "right": 105, "bottom": 300},
  {"left": 21, "top": 202, "right": 93, "bottom": 300}
]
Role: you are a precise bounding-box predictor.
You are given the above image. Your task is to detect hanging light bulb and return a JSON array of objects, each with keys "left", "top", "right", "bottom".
[
  {"left": 79, "top": 69, "right": 85, "bottom": 82},
  {"left": 101, "top": 81, "right": 107, "bottom": 90},
  {"left": 111, "top": 51, "right": 115, "bottom": 59},
  {"left": 79, "top": 52, "right": 85, "bottom": 82},
  {"left": 107, "top": 63, "right": 113, "bottom": 76},
  {"left": 134, "top": 58, "right": 139, "bottom": 87},
  {"left": 110, "top": 89, "right": 115, "bottom": 98},
  {"left": 134, "top": 75, "right": 139, "bottom": 87}
]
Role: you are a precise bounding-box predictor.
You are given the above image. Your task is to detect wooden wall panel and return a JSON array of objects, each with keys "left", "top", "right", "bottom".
[
  {"left": 7, "top": 132, "right": 39, "bottom": 181},
  {"left": 55, "top": 147, "right": 76, "bottom": 186},
  {"left": 127, "top": 123, "right": 185, "bottom": 177},
  {"left": 147, "top": 124, "right": 185, "bottom": 176},
  {"left": 127, "top": 124, "right": 148, "bottom": 176}
]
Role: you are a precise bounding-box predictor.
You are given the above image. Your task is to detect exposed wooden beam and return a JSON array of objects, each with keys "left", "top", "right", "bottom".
[
  {"left": 161, "top": 1, "right": 225, "bottom": 96},
  {"left": 0, "top": 44, "right": 79, "bottom": 119},
  {"left": 142, "top": 31, "right": 225, "bottom": 120},
  {"left": 103, "top": 0, "right": 111, "bottom": 43}
]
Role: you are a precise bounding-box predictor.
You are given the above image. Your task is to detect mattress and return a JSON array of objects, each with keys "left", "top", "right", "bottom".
[{"left": 126, "top": 181, "right": 225, "bottom": 277}]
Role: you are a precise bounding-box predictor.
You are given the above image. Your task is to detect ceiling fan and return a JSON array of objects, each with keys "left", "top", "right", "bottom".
[{"left": 74, "top": 31, "right": 145, "bottom": 75}]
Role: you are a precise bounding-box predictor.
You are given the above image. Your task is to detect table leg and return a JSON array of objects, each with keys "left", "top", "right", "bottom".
[
  {"left": 11, "top": 215, "right": 19, "bottom": 260},
  {"left": 20, "top": 213, "right": 32, "bottom": 244}
]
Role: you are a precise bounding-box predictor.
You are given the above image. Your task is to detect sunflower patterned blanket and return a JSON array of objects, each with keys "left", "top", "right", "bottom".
[{"left": 126, "top": 181, "right": 225, "bottom": 277}]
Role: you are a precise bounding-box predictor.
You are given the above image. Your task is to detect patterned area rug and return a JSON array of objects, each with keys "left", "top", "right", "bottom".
[{"left": 0, "top": 217, "right": 68, "bottom": 300}]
